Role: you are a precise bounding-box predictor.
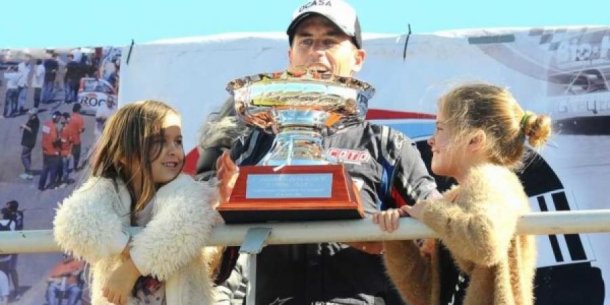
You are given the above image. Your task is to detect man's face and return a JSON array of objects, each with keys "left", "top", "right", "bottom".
[{"left": 288, "top": 15, "right": 365, "bottom": 77}]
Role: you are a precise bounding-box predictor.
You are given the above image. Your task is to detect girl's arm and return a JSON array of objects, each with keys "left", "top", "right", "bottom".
[
  {"left": 383, "top": 240, "right": 433, "bottom": 305},
  {"left": 128, "top": 174, "right": 220, "bottom": 281},
  {"left": 102, "top": 248, "right": 142, "bottom": 305},
  {"left": 53, "top": 178, "right": 130, "bottom": 263},
  {"left": 418, "top": 188, "right": 519, "bottom": 266}
]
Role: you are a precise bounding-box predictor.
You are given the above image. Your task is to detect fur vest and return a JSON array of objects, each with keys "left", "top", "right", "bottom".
[
  {"left": 54, "top": 174, "right": 220, "bottom": 305},
  {"left": 383, "top": 164, "right": 536, "bottom": 305}
]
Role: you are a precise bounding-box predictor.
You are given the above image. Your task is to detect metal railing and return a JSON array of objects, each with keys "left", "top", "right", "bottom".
[{"left": 2, "top": 209, "right": 610, "bottom": 254}]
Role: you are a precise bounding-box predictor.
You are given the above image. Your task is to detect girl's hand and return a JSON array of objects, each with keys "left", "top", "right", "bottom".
[
  {"left": 372, "top": 200, "right": 428, "bottom": 232},
  {"left": 102, "top": 257, "right": 141, "bottom": 305},
  {"left": 403, "top": 201, "right": 425, "bottom": 220},
  {"left": 372, "top": 207, "right": 408, "bottom": 233},
  {"left": 419, "top": 239, "right": 435, "bottom": 257},
  {"left": 216, "top": 151, "right": 239, "bottom": 204}
]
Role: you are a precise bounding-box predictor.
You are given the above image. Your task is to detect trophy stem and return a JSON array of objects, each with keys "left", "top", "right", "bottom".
[{"left": 259, "top": 128, "right": 328, "bottom": 166}]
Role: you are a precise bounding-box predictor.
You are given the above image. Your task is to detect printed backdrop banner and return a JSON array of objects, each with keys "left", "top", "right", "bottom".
[
  {"left": 0, "top": 26, "right": 608, "bottom": 305},
  {"left": 120, "top": 26, "right": 610, "bottom": 305}
]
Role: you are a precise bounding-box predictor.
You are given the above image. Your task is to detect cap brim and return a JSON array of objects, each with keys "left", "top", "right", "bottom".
[
  {"left": 286, "top": 12, "right": 318, "bottom": 37},
  {"left": 286, "top": 12, "right": 360, "bottom": 48}
]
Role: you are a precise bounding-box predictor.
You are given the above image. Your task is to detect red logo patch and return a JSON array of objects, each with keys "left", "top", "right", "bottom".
[{"left": 326, "top": 148, "right": 371, "bottom": 164}]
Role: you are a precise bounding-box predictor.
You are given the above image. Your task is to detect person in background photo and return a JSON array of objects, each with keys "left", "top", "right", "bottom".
[
  {"left": 38, "top": 111, "right": 62, "bottom": 191},
  {"left": 64, "top": 54, "right": 80, "bottom": 104},
  {"left": 374, "top": 83, "right": 551, "bottom": 305},
  {"left": 45, "top": 254, "right": 85, "bottom": 305},
  {"left": 16, "top": 58, "right": 31, "bottom": 115},
  {"left": 43, "top": 52, "right": 59, "bottom": 103},
  {"left": 19, "top": 108, "right": 40, "bottom": 180},
  {"left": 32, "top": 59, "right": 45, "bottom": 109},
  {"left": 0, "top": 270, "right": 8, "bottom": 305},
  {"left": 94, "top": 96, "right": 116, "bottom": 139},
  {"left": 67, "top": 103, "right": 85, "bottom": 171},
  {"left": 58, "top": 112, "right": 74, "bottom": 187},
  {"left": 2, "top": 66, "right": 20, "bottom": 118},
  {"left": 0, "top": 201, "right": 22, "bottom": 300}
]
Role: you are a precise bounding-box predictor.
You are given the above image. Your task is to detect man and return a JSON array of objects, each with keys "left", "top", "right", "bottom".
[
  {"left": 16, "top": 59, "right": 31, "bottom": 115},
  {"left": 94, "top": 96, "right": 116, "bottom": 139},
  {"left": 43, "top": 52, "right": 59, "bottom": 103},
  {"left": 32, "top": 59, "right": 45, "bottom": 109},
  {"left": 46, "top": 255, "right": 84, "bottom": 305},
  {"left": 19, "top": 108, "right": 40, "bottom": 180},
  {"left": 0, "top": 201, "right": 23, "bottom": 300},
  {"left": 38, "top": 111, "right": 62, "bottom": 191},
  {"left": 2, "top": 66, "right": 19, "bottom": 118},
  {"left": 0, "top": 270, "right": 8, "bottom": 305},
  {"left": 0, "top": 208, "right": 16, "bottom": 301},
  {"left": 64, "top": 54, "right": 80, "bottom": 103},
  {"left": 58, "top": 112, "right": 74, "bottom": 186},
  {"left": 67, "top": 103, "right": 85, "bottom": 171},
  {"left": 213, "top": 1, "right": 439, "bottom": 304}
]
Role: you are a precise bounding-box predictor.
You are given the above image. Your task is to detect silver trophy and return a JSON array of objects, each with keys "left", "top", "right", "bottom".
[
  {"left": 218, "top": 70, "right": 374, "bottom": 223},
  {"left": 227, "top": 70, "right": 375, "bottom": 166}
]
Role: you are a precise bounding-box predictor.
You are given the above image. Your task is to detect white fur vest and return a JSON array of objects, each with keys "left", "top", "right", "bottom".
[{"left": 54, "top": 174, "right": 220, "bottom": 305}]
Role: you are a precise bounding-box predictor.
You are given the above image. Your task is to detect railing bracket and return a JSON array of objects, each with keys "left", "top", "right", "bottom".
[{"left": 239, "top": 227, "right": 272, "bottom": 254}]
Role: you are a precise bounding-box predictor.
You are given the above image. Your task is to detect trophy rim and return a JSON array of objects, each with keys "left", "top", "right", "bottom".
[{"left": 226, "top": 71, "right": 375, "bottom": 97}]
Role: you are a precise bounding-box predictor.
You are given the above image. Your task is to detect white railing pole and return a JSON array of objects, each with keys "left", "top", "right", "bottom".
[{"left": 1, "top": 210, "right": 610, "bottom": 254}]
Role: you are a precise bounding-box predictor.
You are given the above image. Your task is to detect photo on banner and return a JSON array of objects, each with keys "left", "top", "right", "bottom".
[{"left": 0, "top": 46, "right": 121, "bottom": 305}]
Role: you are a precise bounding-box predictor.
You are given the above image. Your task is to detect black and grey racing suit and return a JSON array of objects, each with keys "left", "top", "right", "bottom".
[{"left": 225, "top": 121, "right": 438, "bottom": 305}]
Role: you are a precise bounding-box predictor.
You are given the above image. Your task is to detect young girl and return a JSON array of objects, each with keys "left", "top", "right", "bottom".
[
  {"left": 54, "top": 100, "right": 220, "bottom": 305},
  {"left": 373, "top": 83, "right": 551, "bottom": 305}
]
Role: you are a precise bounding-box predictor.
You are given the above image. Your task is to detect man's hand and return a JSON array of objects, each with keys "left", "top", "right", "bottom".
[
  {"left": 216, "top": 151, "right": 239, "bottom": 204},
  {"left": 372, "top": 207, "right": 409, "bottom": 233},
  {"left": 372, "top": 201, "right": 427, "bottom": 233},
  {"left": 102, "top": 257, "right": 141, "bottom": 305}
]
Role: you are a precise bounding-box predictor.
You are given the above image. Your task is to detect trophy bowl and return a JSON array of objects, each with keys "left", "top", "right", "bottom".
[
  {"left": 218, "top": 70, "right": 375, "bottom": 223},
  {"left": 228, "top": 70, "right": 375, "bottom": 166}
]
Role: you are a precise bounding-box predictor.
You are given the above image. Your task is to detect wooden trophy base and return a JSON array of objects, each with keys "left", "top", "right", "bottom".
[{"left": 217, "top": 164, "right": 364, "bottom": 223}]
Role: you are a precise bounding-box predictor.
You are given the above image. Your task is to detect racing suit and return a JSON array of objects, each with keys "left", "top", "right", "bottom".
[{"left": 228, "top": 121, "right": 439, "bottom": 305}]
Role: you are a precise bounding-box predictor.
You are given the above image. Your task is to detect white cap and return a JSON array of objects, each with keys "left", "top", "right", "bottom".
[{"left": 287, "top": 0, "right": 362, "bottom": 49}]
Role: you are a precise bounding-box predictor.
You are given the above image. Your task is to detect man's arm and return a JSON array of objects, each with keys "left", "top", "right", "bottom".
[
  {"left": 214, "top": 254, "right": 249, "bottom": 305},
  {"left": 388, "top": 130, "right": 439, "bottom": 206}
]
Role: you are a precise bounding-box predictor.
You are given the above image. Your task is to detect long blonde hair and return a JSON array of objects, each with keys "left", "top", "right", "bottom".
[
  {"left": 438, "top": 83, "right": 552, "bottom": 170},
  {"left": 90, "top": 100, "right": 179, "bottom": 219}
]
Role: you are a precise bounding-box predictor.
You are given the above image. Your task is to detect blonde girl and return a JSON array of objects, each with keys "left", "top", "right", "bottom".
[{"left": 374, "top": 83, "right": 551, "bottom": 305}]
